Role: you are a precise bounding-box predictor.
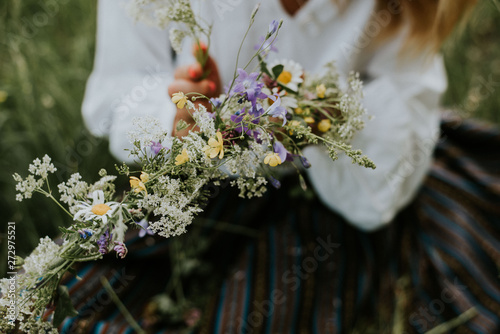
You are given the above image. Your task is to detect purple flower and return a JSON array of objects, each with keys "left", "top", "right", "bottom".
[
  {"left": 114, "top": 241, "right": 128, "bottom": 259},
  {"left": 254, "top": 35, "right": 279, "bottom": 54},
  {"left": 249, "top": 104, "right": 265, "bottom": 117},
  {"left": 273, "top": 141, "right": 292, "bottom": 163},
  {"left": 300, "top": 156, "right": 311, "bottom": 169},
  {"left": 266, "top": 95, "right": 288, "bottom": 125},
  {"left": 231, "top": 108, "right": 260, "bottom": 135},
  {"left": 150, "top": 141, "right": 164, "bottom": 155},
  {"left": 137, "top": 219, "right": 154, "bottom": 238},
  {"left": 210, "top": 97, "right": 222, "bottom": 108},
  {"left": 251, "top": 128, "right": 271, "bottom": 144},
  {"left": 97, "top": 230, "right": 111, "bottom": 255},
  {"left": 268, "top": 176, "right": 281, "bottom": 189},
  {"left": 268, "top": 20, "right": 279, "bottom": 35},
  {"left": 231, "top": 69, "right": 268, "bottom": 107}
]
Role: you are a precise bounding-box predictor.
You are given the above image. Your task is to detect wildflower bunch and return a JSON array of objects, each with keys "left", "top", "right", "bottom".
[{"left": 2, "top": 4, "right": 375, "bottom": 332}]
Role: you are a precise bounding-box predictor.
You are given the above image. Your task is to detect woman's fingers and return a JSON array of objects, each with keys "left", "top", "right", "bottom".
[
  {"left": 172, "top": 56, "right": 221, "bottom": 95},
  {"left": 168, "top": 78, "right": 217, "bottom": 98},
  {"left": 174, "top": 63, "right": 203, "bottom": 81}
]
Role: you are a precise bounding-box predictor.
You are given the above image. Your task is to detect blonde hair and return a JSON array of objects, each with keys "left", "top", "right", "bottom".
[
  {"left": 333, "top": 0, "right": 478, "bottom": 53},
  {"left": 372, "top": 0, "right": 478, "bottom": 52}
]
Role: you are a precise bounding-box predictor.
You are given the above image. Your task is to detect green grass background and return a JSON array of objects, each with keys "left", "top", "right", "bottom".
[{"left": 1, "top": 0, "right": 499, "bottom": 277}]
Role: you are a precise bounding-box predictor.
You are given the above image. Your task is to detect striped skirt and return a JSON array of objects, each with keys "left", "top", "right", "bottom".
[{"left": 59, "top": 114, "right": 500, "bottom": 334}]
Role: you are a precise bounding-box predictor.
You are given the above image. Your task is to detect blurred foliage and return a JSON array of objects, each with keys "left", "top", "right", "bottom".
[
  {"left": 0, "top": 0, "right": 118, "bottom": 276},
  {"left": 441, "top": 0, "right": 500, "bottom": 123},
  {"left": 0, "top": 0, "right": 499, "bottom": 277}
]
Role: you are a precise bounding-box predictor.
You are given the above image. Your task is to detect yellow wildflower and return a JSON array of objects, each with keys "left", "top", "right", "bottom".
[
  {"left": 288, "top": 120, "right": 301, "bottom": 135},
  {"left": 175, "top": 148, "right": 190, "bottom": 165},
  {"left": 294, "top": 107, "right": 304, "bottom": 115},
  {"left": 171, "top": 92, "right": 188, "bottom": 109},
  {"left": 304, "top": 116, "right": 315, "bottom": 124},
  {"left": 264, "top": 152, "right": 282, "bottom": 167},
  {"left": 204, "top": 131, "right": 224, "bottom": 159},
  {"left": 318, "top": 119, "right": 332, "bottom": 132},
  {"left": 130, "top": 172, "right": 149, "bottom": 194},
  {"left": 316, "top": 84, "right": 326, "bottom": 99}
]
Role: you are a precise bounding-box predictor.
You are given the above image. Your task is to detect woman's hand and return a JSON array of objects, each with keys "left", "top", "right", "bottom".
[{"left": 168, "top": 45, "right": 221, "bottom": 137}]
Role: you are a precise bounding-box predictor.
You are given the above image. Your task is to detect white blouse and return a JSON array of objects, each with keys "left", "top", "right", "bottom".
[{"left": 82, "top": 0, "right": 447, "bottom": 231}]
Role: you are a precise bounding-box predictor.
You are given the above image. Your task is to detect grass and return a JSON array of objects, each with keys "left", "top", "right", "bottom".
[
  {"left": 0, "top": 2, "right": 499, "bottom": 329},
  {"left": 441, "top": 0, "right": 500, "bottom": 122},
  {"left": 0, "top": 0, "right": 118, "bottom": 275}
]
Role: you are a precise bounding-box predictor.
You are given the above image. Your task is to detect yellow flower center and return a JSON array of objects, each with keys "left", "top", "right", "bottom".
[
  {"left": 277, "top": 71, "right": 292, "bottom": 85},
  {"left": 91, "top": 203, "right": 111, "bottom": 216}
]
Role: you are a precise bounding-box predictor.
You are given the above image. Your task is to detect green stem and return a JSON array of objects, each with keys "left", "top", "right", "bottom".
[
  {"left": 424, "top": 307, "right": 477, "bottom": 334},
  {"left": 167, "top": 238, "right": 185, "bottom": 304},
  {"left": 37, "top": 190, "right": 73, "bottom": 218},
  {"left": 100, "top": 276, "right": 146, "bottom": 334}
]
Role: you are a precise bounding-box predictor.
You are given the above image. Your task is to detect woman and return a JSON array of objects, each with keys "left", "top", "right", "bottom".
[{"left": 65, "top": 0, "right": 500, "bottom": 332}]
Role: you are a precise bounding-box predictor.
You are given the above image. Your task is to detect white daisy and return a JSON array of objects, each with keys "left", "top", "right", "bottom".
[
  {"left": 74, "top": 190, "right": 120, "bottom": 225},
  {"left": 262, "top": 87, "right": 298, "bottom": 110},
  {"left": 268, "top": 59, "right": 304, "bottom": 92}
]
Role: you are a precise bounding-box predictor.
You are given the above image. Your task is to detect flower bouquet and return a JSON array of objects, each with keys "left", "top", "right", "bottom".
[{"left": 0, "top": 2, "right": 375, "bottom": 332}]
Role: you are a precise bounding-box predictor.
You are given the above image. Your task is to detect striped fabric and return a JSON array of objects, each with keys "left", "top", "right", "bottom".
[{"left": 59, "top": 114, "right": 500, "bottom": 334}]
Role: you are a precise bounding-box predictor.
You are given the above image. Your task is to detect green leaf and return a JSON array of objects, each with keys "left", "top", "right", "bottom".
[
  {"left": 175, "top": 119, "right": 189, "bottom": 132},
  {"left": 271, "top": 64, "right": 284, "bottom": 79},
  {"left": 58, "top": 226, "right": 75, "bottom": 234},
  {"left": 53, "top": 285, "right": 78, "bottom": 328}
]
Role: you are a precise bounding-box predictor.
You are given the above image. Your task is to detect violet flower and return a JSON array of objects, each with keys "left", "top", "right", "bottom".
[
  {"left": 273, "top": 141, "right": 291, "bottom": 163},
  {"left": 268, "top": 20, "right": 280, "bottom": 35},
  {"left": 78, "top": 229, "right": 93, "bottom": 239},
  {"left": 137, "top": 219, "right": 154, "bottom": 238},
  {"left": 254, "top": 35, "right": 278, "bottom": 54},
  {"left": 97, "top": 230, "right": 111, "bottom": 255},
  {"left": 231, "top": 108, "right": 260, "bottom": 135},
  {"left": 231, "top": 69, "right": 268, "bottom": 107},
  {"left": 300, "top": 156, "right": 311, "bottom": 169},
  {"left": 268, "top": 175, "right": 281, "bottom": 189},
  {"left": 210, "top": 97, "right": 222, "bottom": 108},
  {"left": 150, "top": 141, "right": 164, "bottom": 155}
]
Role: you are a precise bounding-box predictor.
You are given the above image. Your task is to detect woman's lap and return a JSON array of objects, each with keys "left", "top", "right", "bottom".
[{"left": 60, "top": 115, "right": 500, "bottom": 333}]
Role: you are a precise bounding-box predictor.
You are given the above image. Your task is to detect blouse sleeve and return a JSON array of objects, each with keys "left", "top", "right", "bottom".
[
  {"left": 302, "top": 35, "right": 447, "bottom": 232},
  {"left": 82, "top": 0, "right": 176, "bottom": 163}
]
